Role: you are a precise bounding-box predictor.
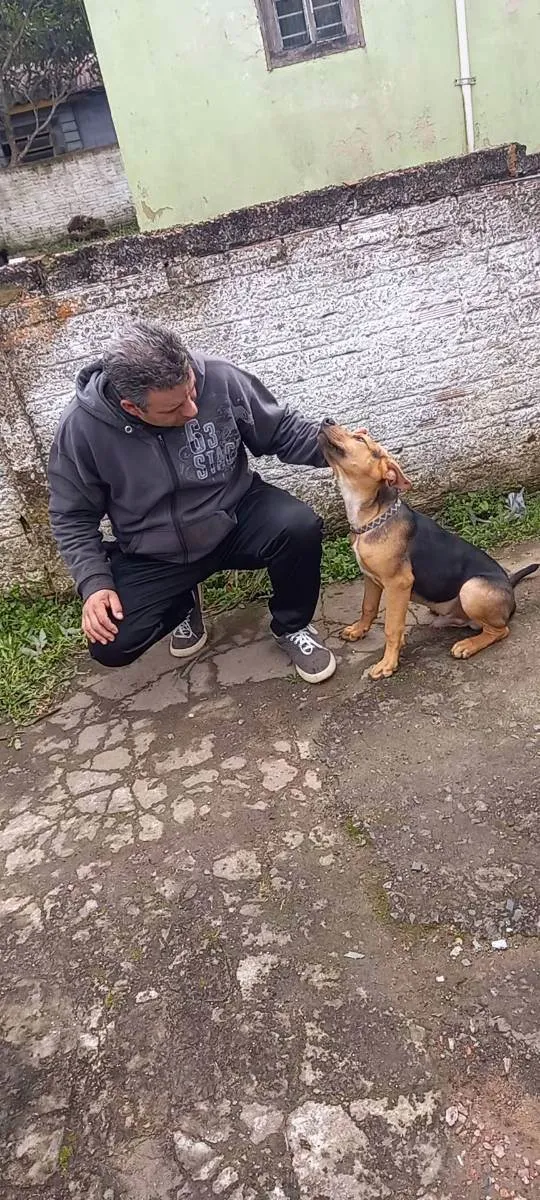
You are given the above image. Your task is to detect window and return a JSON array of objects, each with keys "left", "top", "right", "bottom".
[
  {"left": 255, "top": 0, "right": 363, "bottom": 68},
  {"left": 56, "top": 105, "right": 83, "bottom": 154},
  {"left": 3, "top": 109, "right": 55, "bottom": 163},
  {"left": 1, "top": 103, "right": 83, "bottom": 165}
]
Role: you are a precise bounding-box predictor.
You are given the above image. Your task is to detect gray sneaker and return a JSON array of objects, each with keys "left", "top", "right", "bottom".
[
  {"left": 170, "top": 588, "right": 208, "bottom": 659},
  {"left": 275, "top": 625, "right": 336, "bottom": 684}
]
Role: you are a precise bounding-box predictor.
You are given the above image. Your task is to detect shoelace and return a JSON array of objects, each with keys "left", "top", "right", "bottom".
[
  {"left": 175, "top": 612, "right": 194, "bottom": 638},
  {"left": 287, "top": 628, "right": 319, "bottom": 656}
]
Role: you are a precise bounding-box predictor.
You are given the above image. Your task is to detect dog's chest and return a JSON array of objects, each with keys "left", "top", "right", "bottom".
[{"left": 352, "top": 541, "right": 382, "bottom": 586}]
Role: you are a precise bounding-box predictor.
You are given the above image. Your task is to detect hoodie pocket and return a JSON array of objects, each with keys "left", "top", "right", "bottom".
[
  {"left": 126, "top": 509, "right": 237, "bottom": 562},
  {"left": 181, "top": 509, "right": 238, "bottom": 560}
]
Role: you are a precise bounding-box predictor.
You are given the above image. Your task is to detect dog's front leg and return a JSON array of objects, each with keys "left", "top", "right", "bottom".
[
  {"left": 368, "top": 572, "right": 413, "bottom": 679},
  {"left": 342, "top": 576, "right": 382, "bottom": 641}
]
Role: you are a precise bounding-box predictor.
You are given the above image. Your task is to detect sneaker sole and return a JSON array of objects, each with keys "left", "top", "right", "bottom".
[
  {"left": 169, "top": 630, "right": 208, "bottom": 659},
  {"left": 294, "top": 654, "right": 337, "bottom": 684}
]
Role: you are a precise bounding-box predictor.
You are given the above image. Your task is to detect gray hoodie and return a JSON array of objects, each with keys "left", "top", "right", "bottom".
[{"left": 48, "top": 352, "right": 327, "bottom": 600}]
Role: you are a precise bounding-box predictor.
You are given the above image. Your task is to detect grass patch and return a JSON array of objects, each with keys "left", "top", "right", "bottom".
[
  {"left": 1, "top": 488, "right": 538, "bottom": 726},
  {"left": 343, "top": 816, "right": 372, "bottom": 847},
  {"left": 58, "top": 1135, "right": 76, "bottom": 1173},
  {"left": 321, "top": 535, "right": 359, "bottom": 585},
  {"left": 202, "top": 567, "right": 269, "bottom": 614},
  {"left": 440, "top": 487, "right": 540, "bottom": 551},
  {"left": 0, "top": 588, "right": 84, "bottom": 725},
  {"left": 13, "top": 219, "right": 140, "bottom": 261}
]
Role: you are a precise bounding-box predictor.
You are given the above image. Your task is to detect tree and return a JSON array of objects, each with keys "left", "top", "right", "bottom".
[{"left": 0, "top": 0, "right": 99, "bottom": 167}]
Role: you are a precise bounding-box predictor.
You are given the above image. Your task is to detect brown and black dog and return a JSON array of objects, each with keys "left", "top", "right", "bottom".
[{"left": 319, "top": 419, "right": 539, "bottom": 680}]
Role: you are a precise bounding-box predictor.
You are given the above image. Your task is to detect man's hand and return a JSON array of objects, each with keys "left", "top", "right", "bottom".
[{"left": 82, "top": 590, "right": 123, "bottom": 645}]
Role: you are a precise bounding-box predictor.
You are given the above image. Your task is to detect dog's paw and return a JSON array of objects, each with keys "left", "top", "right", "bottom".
[
  {"left": 451, "top": 639, "right": 475, "bottom": 659},
  {"left": 368, "top": 658, "right": 398, "bottom": 679},
  {"left": 341, "top": 623, "right": 369, "bottom": 642}
]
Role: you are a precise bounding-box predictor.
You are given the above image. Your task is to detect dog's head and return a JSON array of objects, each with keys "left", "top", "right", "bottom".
[{"left": 318, "top": 420, "right": 411, "bottom": 494}]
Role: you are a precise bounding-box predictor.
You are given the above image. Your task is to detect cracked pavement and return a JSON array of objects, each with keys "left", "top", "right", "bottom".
[{"left": 0, "top": 542, "right": 539, "bottom": 1200}]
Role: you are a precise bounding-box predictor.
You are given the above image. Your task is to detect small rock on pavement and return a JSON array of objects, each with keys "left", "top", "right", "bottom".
[
  {"left": 212, "top": 849, "right": 261, "bottom": 880},
  {"left": 445, "top": 1106, "right": 459, "bottom": 1127},
  {"left": 240, "top": 1101, "right": 284, "bottom": 1145},
  {"left": 173, "top": 1131, "right": 223, "bottom": 1181},
  {"left": 135, "top": 989, "right": 159, "bottom": 1004},
  {"left": 491, "top": 938, "right": 508, "bottom": 950}
]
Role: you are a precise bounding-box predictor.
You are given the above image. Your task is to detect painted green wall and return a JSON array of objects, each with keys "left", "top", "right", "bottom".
[
  {"left": 83, "top": 0, "right": 540, "bottom": 233},
  {"left": 467, "top": 0, "right": 540, "bottom": 153}
]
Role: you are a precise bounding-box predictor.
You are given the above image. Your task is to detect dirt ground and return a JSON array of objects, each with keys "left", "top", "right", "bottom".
[{"left": 1, "top": 542, "right": 539, "bottom": 1200}]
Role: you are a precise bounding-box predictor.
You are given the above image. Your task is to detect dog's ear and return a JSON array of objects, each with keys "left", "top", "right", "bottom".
[{"left": 383, "top": 456, "right": 411, "bottom": 491}]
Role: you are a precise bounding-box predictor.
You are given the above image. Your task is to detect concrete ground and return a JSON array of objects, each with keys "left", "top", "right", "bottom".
[{"left": 0, "top": 542, "right": 539, "bottom": 1200}]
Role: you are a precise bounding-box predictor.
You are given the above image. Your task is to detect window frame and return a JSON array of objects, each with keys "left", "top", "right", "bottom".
[
  {"left": 255, "top": 0, "right": 364, "bottom": 70},
  {"left": 5, "top": 105, "right": 56, "bottom": 164}
]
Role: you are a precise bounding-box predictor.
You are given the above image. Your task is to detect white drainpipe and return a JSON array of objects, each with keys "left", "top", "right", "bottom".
[{"left": 454, "top": 0, "right": 475, "bottom": 153}]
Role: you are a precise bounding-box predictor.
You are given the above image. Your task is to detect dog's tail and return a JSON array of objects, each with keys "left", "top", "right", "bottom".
[{"left": 509, "top": 563, "right": 540, "bottom": 587}]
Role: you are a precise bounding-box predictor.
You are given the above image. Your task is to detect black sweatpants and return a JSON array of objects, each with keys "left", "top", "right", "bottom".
[{"left": 90, "top": 477, "right": 323, "bottom": 669}]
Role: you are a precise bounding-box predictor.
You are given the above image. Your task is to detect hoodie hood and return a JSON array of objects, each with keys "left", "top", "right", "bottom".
[
  {"left": 75, "top": 359, "right": 125, "bottom": 430},
  {"left": 75, "top": 352, "right": 207, "bottom": 431}
]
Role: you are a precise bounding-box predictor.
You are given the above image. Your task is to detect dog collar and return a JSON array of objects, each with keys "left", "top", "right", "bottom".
[{"left": 350, "top": 497, "right": 402, "bottom": 536}]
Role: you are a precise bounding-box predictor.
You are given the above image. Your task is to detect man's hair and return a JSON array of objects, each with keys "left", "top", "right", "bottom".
[{"left": 103, "top": 321, "right": 191, "bottom": 410}]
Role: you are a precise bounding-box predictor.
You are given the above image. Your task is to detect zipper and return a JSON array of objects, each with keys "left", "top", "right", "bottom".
[{"left": 157, "top": 434, "right": 187, "bottom": 561}]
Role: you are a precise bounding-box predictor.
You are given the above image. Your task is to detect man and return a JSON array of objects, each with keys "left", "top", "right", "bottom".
[{"left": 48, "top": 321, "right": 337, "bottom": 684}]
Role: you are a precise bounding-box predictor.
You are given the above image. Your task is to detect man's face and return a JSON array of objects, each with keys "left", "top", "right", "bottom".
[{"left": 121, "top": 367, "right": 198, "bottom": 427}]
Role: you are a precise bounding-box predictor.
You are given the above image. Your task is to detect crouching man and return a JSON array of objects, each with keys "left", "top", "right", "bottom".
[{"left": 48, "top": 321, "right": 336, "bottom": 684}]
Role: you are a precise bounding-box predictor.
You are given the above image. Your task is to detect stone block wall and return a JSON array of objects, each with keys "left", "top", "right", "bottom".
[
  {"left": 0, "top": 146, "right": 539, "bottom": 589},
  {"left": 0, "top": 146, "right": 135, "bottom": 250}
]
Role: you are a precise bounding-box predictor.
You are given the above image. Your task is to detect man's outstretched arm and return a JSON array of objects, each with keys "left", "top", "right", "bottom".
[{"left": 234, "top": 369, "right": 328, "bottom": 467}]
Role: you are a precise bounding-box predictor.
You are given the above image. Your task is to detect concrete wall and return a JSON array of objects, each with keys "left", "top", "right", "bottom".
[
  {"left": 83, "top": 0, "right": 540, "bottom": 232},
  {"left": 469, "top": 0, "right": 540, "bottom": 154},
  {"left": 0, "top": 146, "right": 135, "bottom": 251},
  {"left": 0, "top": 149, "right": 539, "bottom": 590},
  {"left": 0, "top": 465, "right": 43, "bottom": 584}
]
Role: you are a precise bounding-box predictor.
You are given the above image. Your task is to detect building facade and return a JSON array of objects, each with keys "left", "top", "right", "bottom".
[
  {"left": 83, "top": 0, "right": 540, "bottom": 231},
  {"left": 0, "top": 63, "right": 135, "bottom": 251}
]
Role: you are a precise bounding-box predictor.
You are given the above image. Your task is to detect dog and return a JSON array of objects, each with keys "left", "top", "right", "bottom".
[{"left": 318, "top": 419, "right": 539, "bottom": 679}]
